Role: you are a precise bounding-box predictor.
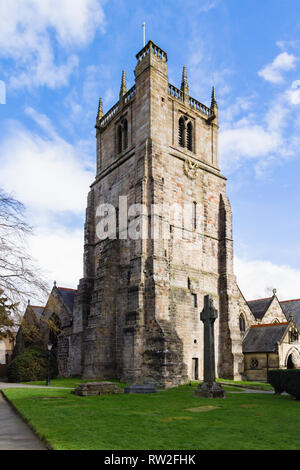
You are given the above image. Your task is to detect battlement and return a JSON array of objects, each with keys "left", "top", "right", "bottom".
[
  {"left": 98, "top": 85, "right": 136, "bottom": 129},
  {"left": 168, "top": 83, "right": 213, "bottom": 117},
  {"left": 136, "top": 40, "right": 168, "bottom": 64},
  {"left": 97, "top": 40, "right": 216, "bottom": 131}
]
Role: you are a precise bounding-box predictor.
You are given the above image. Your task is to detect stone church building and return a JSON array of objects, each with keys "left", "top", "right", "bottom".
[{"left": 17, "top": 41, "right": 300, "bottom": 385}]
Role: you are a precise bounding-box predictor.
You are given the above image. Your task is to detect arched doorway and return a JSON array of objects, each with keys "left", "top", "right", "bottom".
[
  {"left": 285, "top": 348, "right": 300, "bottom": 370},
  {"left": 287, "top": 354, "right": 295, "bottom": 369}
]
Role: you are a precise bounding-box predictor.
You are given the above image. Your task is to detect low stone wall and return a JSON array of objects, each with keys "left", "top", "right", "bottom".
[{"left": 73, "top": 381, "right": 123, "bottom": 396}]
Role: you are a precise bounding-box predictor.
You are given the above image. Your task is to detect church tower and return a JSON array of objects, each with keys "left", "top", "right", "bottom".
[{"left": 71, "top": 41, "right": 244, "bottom": 386}]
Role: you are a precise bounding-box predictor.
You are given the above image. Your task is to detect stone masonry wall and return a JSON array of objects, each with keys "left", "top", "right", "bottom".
[{"left": 71, "top": 41, "right": 243, "bottom": 385}]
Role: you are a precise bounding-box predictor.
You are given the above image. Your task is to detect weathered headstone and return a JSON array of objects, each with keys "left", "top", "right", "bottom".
[
  {"left": 73, "top": 381, "right": 122, "bottom": 396},
  {"left": 124, "top": 384, "right": 157, "bottom": 394},
  {"left": 195, "top": 295, "right": 225, "bottom": 398}
]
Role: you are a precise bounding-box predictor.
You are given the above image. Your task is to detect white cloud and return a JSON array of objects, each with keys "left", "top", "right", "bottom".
[
  {"left": 29, "top": 226, "right": 84, "bottom": 291},
  {"left": 235, "top": 256, "right": 300, "bottom": 301},
  {"left": 219, "top": 121, "right": 281, "bottom": 170},
  {"left": 0, "top": 0, "right": 106, "bottom": 89},
  {"left": 219, "top": 74, "right": 298, "bottom": 172},
  {"left": 286, "top": 80, "right": 300, "bottom": 105},
  {"left": 258, "top": 52, "right": 298, "bottom": 84},
  {"left": 0, "top": 117, "right": 94, "bottom": 213}
]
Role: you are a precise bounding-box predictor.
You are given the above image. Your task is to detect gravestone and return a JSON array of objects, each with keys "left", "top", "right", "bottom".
[
  {"left": 195, "top": 295, "right": 225, "bottom": 398},
  {"left": 73, "top": 381, "right": 122, "bottom": 396}
]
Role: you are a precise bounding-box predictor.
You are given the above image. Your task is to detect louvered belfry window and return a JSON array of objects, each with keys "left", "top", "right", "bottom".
[
  {"left": 179, "top": 117, "right": 185, "bottom": 147},
  {"left": 179, "top": 117, "right": 193, "bottom": 152},
  {"left": 187, "top": 121, "right": 193, "bottom": 151}
]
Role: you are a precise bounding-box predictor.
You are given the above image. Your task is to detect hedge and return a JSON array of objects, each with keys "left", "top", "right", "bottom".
[
  {"left": 268, "top": 369, "right": 300, "bottom": 400},
  {"left": 7, "top": 346, "right": 58, "bottom": 383}
]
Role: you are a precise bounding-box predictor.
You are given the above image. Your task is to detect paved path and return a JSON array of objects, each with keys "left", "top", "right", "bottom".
[
  {"left": 0, "top": 380, "right": 74, "bottom": 450},
  {"left": 0, "top": 381, "right": 73, "bottom": 390},
  {"left": 0, "top": 392, "right": 46, "bottom": 450}
]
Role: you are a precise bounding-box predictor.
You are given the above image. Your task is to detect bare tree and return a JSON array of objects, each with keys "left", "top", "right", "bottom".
[
  {"left": 0, "top": 289, "right": 17, "bottom": 339},
  {"left": 0, "top": 189, "right": 49, "bottom": 315}
]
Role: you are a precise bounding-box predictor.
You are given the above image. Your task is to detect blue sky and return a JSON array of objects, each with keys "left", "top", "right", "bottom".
[{"left": 1, "top": 0, "right": 300, "bottom": 301}]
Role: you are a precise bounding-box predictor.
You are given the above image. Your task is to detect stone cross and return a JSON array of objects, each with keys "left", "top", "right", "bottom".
[{"left": 195, "top": 295, "right": 225, "bottom": 398}]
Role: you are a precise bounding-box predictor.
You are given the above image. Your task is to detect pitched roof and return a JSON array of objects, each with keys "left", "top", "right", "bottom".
[
  {"left": 242, "top": 322, "right": 289, "bottom": 353},
  {"left": 247, "top": 297, "right": 273, "bottom": 320},
  {"left": 30, "top": 306, "right": 44, "bottom": 319},
  {"left": 280, "top": 299, "right": 300, "bottom": 331},
  {"left": 57, "top": 287, "right": 77, "bottom": 313}
]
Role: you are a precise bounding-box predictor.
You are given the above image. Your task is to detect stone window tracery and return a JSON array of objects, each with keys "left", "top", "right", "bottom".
[
  {"left": 178, "top": 117, "right": 193, "bottom": 152},
  {"left": 250, "top": 358, "right": 258, "bottom": 369}
]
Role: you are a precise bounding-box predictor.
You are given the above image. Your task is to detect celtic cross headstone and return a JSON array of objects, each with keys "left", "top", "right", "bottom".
[{"left": 195, "top": 295, "right": 225, "bottom": 398}]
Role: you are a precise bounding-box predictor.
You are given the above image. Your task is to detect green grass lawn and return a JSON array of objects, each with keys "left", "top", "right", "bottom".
[
  {"left": 20, "top": 377, "right": 128, "bottom": 389},
  {"left": 2, "top": 383, "right": 300, "bottom": 450},
  {"left": 216, "top": 378, "right": 273, "bottom": 391},
  {"left": 21, "top": 377, "right": 273, "bottom": 391}
]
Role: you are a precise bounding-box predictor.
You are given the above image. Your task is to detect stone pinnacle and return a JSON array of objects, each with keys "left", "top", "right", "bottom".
[{"left": 119, "top": 69, "right": 127, "bottom": 99}]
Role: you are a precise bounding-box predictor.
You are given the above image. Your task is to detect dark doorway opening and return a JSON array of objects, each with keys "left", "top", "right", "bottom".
[
  {"left": 192, "top": 358, "right": 199, "bottom": 380},
  {"left": 287, "top": 354, "right": 295, "bottom": 369}
]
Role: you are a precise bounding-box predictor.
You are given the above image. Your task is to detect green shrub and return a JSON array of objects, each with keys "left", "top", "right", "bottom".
[
  {"left": 282, "top": 370, "right": 300, "bottom": 401},
  {"left": 267, "top": 370, "right": 285, "bottom": 394},
  {"left": 7, "top": 347, "right": 58, "bottom": 383},
  {"left": 268, "top": 369, "right": 300, "bottom": 400}
]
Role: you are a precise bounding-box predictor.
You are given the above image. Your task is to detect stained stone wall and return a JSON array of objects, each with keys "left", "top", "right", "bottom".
[
  {"left": 259, "top": 297, "right": 287, "bottom": 324},
  {"left": 69, "top": 41, "right": 245, "bottom": 386},
  {"left": 244, "top": 352, "right": 279, "bottom": 381}
]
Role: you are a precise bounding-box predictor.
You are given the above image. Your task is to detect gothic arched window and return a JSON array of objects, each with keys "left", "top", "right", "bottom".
[
  {"left": 187, "top": 121, "right": 193, "bottom": 151},
  {"left": 239, "top": 313, "right": 246, "bottom": 332},
  {"left": 117, "top": 125, "right": 122, "bottom": 154},
  {"left": 179, "top": 117, "right": 185, "bottom": 148},
  {"left": 123, "top": 119, "right": 128, "bottom": 150}
]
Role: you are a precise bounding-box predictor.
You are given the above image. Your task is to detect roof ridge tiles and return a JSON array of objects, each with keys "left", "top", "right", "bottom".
[
  {"left": 247, "top": 297, "right": 273, "bottom": 303},
  {"left": 57, "top": 287, "right": 77, "bottom": 292},
  {"left": 251, "top": 322, "right": 289, "bottom": 328}
]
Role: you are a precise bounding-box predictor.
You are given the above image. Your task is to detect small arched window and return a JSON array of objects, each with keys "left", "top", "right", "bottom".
[
  {"left": 187, "top": 121, "right": 193, "bottom": 151},
  {"left": 239, "top": 314, "right": 246, "bottom": 332},
  {"left": 117, "top": 125, "right": 122, "bottom": 154},
  {"left": 179, "top": 117, "right": 185, "bottom": 148},
  {"left": 123, "top": 119, "right": 128, "bottom": 150}
]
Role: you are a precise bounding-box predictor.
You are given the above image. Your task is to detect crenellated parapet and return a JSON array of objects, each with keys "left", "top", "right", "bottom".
[
  {"left": 97, "top": 85, "right": 136, "bottom": 130},
  {"left": 168, "top": 82, "right": 214, "bottom": 118},
  {"left": 136, "top": 40, "right": 168, "bottom": 64}
]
